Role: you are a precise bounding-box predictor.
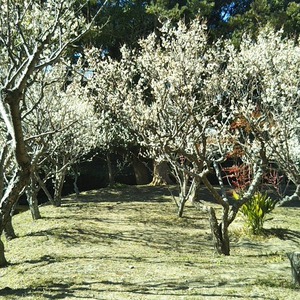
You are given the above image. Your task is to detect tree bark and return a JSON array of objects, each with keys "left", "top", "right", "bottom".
[
  {"left": 3, "top": 215, "right": 17, "bottom": 240},
  {"left": 177, "top": 171, "right": 194, "bottom": 217},
  {"left": 178, "top": 198, "right": 187, "bottom": 217},
  {"left": 0, "top": 238, "right": 8, "bottom": 267},
  {"left": 0, "top": 100, "right": 32, "bottom": 266},
  {"left": 35, "top": 173, "right": 54, "bottom": 205},
  {"left": 28, "top": 196, "right": 42, "bottom": 220},
  {"left": 277, "top": 184, "right": 300, "bottom": 206},
  {"left": 287, "top": 252, "right": 300, "bottom": 285},
  {"left": 53, "top": 170, "right": 65, "bottom": 207},
  {"left": 132, "top": 154, "right": 151, "bottom": 185},
  {"left": 106, "top": 152, "right": 115, "bottom": 187},
  {"left": 0, "top": 145, "right": 9, "bottom": 198},
  {"left": 208, "top": 207, "right": 230, "bottom": 255},
  {"left": 53, "top": 156, "right": 67, "bottom": 207},
  {"left": 72, "top": 166, "right": 80, "bottom": 197},
  {"left": 150, "top": 160, "right": 173, "bottom": 186},
  {"left": 26, "top": 177, "right": 42, "bottom": 220}
]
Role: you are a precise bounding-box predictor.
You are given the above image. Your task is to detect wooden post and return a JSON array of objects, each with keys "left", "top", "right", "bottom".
[{"left": 287, "top": 252, "right": 300, "bottom": 285}]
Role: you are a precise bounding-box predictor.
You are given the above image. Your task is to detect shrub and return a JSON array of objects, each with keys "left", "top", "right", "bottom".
[{"left": 233, "top": 191, "right": 276, "bottom": 234}]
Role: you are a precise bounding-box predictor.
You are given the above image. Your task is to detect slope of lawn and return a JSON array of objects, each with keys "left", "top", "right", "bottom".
[{"left": 0, "top": 185, "right": 299, "bottom": 299}]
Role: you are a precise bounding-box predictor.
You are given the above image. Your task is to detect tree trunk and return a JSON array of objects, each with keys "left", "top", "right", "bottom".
[
  {"left": 35, "top": 173, "right": 54, "bottom": 205},
  {"left": 0, "top": 238, "right": 8, "bottom": 267},
  {"left": 277, "top": 184, "right": 300, "bottom": 206},
  {"left": 53, "top": 170, "right": 66, "bottom": 207},
  {"left": 177, "top": 171, "right": 190, "bottom": 217},
  {"left": 26, "top": 178, "right": 42, "bottom": 220},
  {"left": 28, "top": 197, "right": 41, "bottom": 220},
  {"left": 208, "top": 207, "right": 230, "bottom": 255},
  {"left": 132, "top": 155, "right": 151, "bottom": 185},
  {"left": 3, "top": 215, "right": 17, "bottom": 240},
  {"left": 178, "top": 198, "right": 187, "bottom": 217},
  {"left": 287, "top": 252, "right": 300, "bottom": 285},
  {"left": 106, "top": 152, "right": 115, "bottom": 187},
  {"left": 72, "top": 166, "right": 80, "bottom": 197},
  {"left": 0, "top": 99, "right": 32, "bottom": 267},
  {"left": 189, "top": 179, "right": 202, "bottom": 203},
  {"left": 0, "top": 145, "right": 8, "bottom": 198},
  {"left": 150, "top": 160, "right": 173, "bottom": 186},
  {"left": 0, "top": 165, "right": 29, "bottom": 265},
  {"left": 178, "top": 178, "right": 201, "bottom": 217}
]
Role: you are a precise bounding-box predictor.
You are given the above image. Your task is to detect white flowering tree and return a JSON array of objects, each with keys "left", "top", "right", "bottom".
[
  {"left": 221, "top": 28, "right": 300, "bottom": 205},
  {"left": 0, "top": 0, "right": 103, "bottom": 266},
  {"left": 86, "top": 20, "right": 267, "bottom": 255},
  {"left": 82, "top": 48, "right": 175, "bottom": 186},
  {"left": 81, "top": 48, "right": 147, "bottom": 185},
  {"left": 133, "top": 21, "right": 269, "bottom": 255},
  {"left": 22, "top": 65, "right": 99, "bottom": 217}
]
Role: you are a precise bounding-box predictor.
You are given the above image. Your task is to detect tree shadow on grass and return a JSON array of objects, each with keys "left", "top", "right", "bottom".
[
  {"left": 24, "top": 224, "right": 212, "bottom": 255},
  {"left": 4, "top": 253, "right": 283, "bottom": 299},
  {"left": 0, "top": 283, "right": 76, "bottom": 299},
  {"left": 0, "top": 287, "right": 28, "bottom": 296},
  {"left": 263, "top": 227, "right": 300, "bottom": 243},
  {"left": 0, "top": 278, "right": 276, "bottom": 299},
  {"left": 82, "top": 278, "right": 276, "bottom": 299},
  {"left": 231, "top": 228, "right": 300, "bottom": 258}
]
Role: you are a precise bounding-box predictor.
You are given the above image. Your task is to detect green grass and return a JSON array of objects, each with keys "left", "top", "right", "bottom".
[{"left": 0, "top": 185, "right": 299, "bottom": 299}]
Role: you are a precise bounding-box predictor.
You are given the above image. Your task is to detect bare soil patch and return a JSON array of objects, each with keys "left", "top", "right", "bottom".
[{"left": 0, "top": 185, "right": 299, "bottom": 299}]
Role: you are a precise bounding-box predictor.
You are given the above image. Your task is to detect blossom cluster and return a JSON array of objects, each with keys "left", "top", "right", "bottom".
[{"left": 84, "top": 20, "right": 300, "bottom": 201}]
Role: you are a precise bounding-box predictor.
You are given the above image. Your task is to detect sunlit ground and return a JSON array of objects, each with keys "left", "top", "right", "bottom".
[{"left": 0, "top": 185, "right": 299, "bottom": 299}]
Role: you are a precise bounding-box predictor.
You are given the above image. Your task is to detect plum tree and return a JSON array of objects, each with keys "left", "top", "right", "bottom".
[{"left": 0, "top": 0, "right": 104, "bottom": 266}]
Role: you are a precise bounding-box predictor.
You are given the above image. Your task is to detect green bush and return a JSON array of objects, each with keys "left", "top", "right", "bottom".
[{"left": 235, "top": 191, "right": 276, "bottom": 234}]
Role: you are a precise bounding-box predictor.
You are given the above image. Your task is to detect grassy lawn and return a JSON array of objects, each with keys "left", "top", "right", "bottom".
[{"left": 0, "top": 185, "right": 299, "bottom": 299}]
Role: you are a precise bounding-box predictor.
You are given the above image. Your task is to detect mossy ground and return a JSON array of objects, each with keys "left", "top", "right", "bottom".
[{"left": 0, "top": 185, "right": 299, "bottom": 299}]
